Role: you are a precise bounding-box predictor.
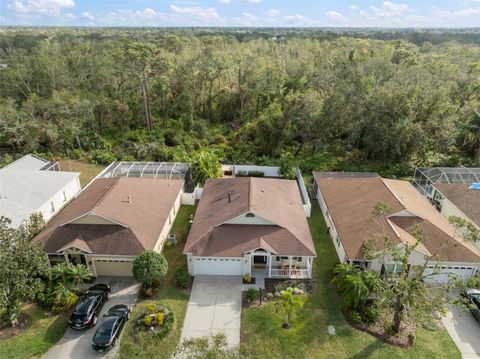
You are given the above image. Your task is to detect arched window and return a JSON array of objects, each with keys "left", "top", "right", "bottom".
[{"left": 246, "top": 212, "right": 255, "bottom": 218}]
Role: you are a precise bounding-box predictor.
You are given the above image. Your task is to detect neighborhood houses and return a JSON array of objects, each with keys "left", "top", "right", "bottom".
[
  {"left": 1, "top": 155, "right": 480, "bottom": 358},
  {"left": 0, "top": 154, "right": 81, "bottom": 229}
]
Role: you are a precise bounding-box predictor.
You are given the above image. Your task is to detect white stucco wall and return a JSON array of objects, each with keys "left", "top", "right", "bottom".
[
  {"left": 36, "top": 176, "right": 81, "bottom": 225},
  {"left": 153, "top": 190, "right": 182, "bottom": 252},
  {"left": 314, "top": 180, "right": 347, "bottom": 263}
]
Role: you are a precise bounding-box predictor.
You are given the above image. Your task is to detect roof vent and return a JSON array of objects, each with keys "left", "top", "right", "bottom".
[{"left": 121, "top": 194, "right": 131, "bottom": 203}]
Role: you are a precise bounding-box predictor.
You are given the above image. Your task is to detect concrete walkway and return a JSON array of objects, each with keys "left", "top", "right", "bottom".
[
  {"left": 442, "top": 305, "right": 480, "bottom": 359},
  {"left": 181, "top": 276, "right": 242, "bottom": 347},
  {"left": 43, "top": 277, "right": 140, "bottom": 359}
]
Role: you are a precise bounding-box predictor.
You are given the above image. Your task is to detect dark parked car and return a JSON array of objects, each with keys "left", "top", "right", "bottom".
[
  {"left": 92, "top": 305, "right": 131, "bottom": 352},
  {"left": 461, "top": 288, "right": 480, "bottom": 321},
  {"left": 69, "top": 283, "right": 111, "bottom": 329}
]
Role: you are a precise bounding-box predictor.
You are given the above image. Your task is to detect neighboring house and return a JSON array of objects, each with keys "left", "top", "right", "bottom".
[
  {"left": 411, "top": 166, "right": 480, "bottom": 249},
  {"left": 429, "top": 183, "right": 480, "bottom": 230},
  {"left": 184, "top": 177, "right": 316, "bottom": 279},
  {"left": 34, "top": 177, "right": 185, "bottom": 276},
  {"left": 0, "top": 154, "right": 80, "bottom": 228},
  {"left": 313, "top": 171, "right": 480, "bottom": 284}
]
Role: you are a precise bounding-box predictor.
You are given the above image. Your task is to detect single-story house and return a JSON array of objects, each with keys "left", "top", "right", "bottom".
[
  {"left": 313, "top": 171, "right": 480, "bottom": 284},
  {"left": 34, "top": 177, "right": 184, "bottom": 276},
  {"left": 0, "top": 154, "right": 80, "bottom": 228},
  {"left": 184, "top": 177, "right": 316, "bottom": 278}
]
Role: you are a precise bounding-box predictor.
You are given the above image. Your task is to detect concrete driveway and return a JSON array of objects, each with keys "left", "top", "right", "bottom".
[
  {"left": 442, "top": 305, "right": 480, "bottom": 359},
  {"left": 43, "top": 277, "right": 140, "bottom": 359},
  {"left": 181, "top": 276, "right": 242, "bottom": 347}
]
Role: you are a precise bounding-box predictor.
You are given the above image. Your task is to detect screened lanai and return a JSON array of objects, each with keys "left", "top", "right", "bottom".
[
  {"left": 412, "top": 167, "right": 480, "bottom": 197},
  {"left": 96, "top": 161, "right": 192, "bottom": 191}
]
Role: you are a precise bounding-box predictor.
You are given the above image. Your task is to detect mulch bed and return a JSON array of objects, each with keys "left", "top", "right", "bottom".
[
  {"left": 0, "top": 313, "right": 32, "bottom": 340},
  {"left": 349, "top": 311, "right": 416, "bottom": 348},
  {"left": 265, "top": 278, "right": 315, "bottom": 294}
]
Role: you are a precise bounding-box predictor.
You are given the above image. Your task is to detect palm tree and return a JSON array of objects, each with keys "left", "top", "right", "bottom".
[
  {"left": 51, "top": 262, "right": 71, "bottom": 285},
  {"left": 276, "top": 287, "right": 305, "bottom": 329},
  {"left": 67, "top": 264, "right": 93, "bottom": 289},
  {"left": 332, "top": 263, "right": 383, "bottom": 311},
  {"left": 53, "top": 282, "right": 76, "bottom": 308}
]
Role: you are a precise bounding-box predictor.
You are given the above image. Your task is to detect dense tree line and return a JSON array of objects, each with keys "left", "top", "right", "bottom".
[{"left": 0, "top": 29, "right": 479, "bottom": 175}]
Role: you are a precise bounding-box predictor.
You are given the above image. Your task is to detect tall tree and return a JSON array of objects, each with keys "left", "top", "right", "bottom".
[{"left": 0, "top": 217, "right": 49, "bottom": 326}]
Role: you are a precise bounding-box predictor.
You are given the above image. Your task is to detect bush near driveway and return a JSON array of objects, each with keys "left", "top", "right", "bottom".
[
  {"left": 0, "top": 304, "right": 68, "bottom": 359},
  {"left": 240, "top": 202, "right": 460, "bottom": 359}
]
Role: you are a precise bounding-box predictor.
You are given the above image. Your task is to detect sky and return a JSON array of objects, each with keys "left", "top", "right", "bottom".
[{"left": 1, "top": 0, "right": 480, "bottom": 28}]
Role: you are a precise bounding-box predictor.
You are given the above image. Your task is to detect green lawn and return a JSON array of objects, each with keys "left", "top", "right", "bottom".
[
  {"left": 0, "top": 304, "right": 68, "bottom": 359},
  {"left": 240, "top": 202, "right": 460, "bottom": 359},
  {"left": 119, "top": 204, "right": 197, "bottom": 359}
]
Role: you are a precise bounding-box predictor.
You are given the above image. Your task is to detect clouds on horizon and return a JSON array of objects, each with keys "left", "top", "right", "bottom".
[{"left": 2, "top": 0, "right": 480, "bottom": 27}]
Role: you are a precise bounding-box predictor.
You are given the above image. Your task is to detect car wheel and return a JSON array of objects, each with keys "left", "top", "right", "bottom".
[
  {"left": 92, "top": 315, "right": 98, "bottom": 326},
  {"left": 127, "top": 312, "right": 131, "bottom": 320},
  {"left": 107, "top": 292, "right": 111, "bottom": 300},
  {"left": 112, "top": 338, "right": 117, "bottom": 347}
]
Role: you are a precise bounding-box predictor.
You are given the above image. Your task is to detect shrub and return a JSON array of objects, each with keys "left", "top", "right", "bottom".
[
  {"left": 143, "top": 315, "right": 154, "bottom": 327},
  {"left": 133, "top": 251, "right": 168, "bottom": 287},
  {"left": 243, "top": 273, "right": 252, "bottom": 283},
  {"left": 247, "top": 171, "right": 264, "bottom": 177},
  {"left": 349, "top": 311, "right": 363, "bottom": 324},
  {"left": 143, "top": 287, "right": 154, "bottom": 297},
  {"left": 245, "top": 288, "right": 260, "bottom": 303},
  {"left": 266, "top": 292, "right": 274, "bottom": 300},
  {"left": 174, "top": 269, "right": 192, "bottom": 289},
  {"left": 156, "top": 312, "right": 165, "bottom": 325},
  {"left": 91, "top": 150, "right": 116, "bottom": 165},
  {"left": 362, "top": 306, "right": 380, "bottom": 323},
  {"left": 146, "top": 303, "right": 157, "bottom": 314},
  {"left": 69, "top": 148, "right": 84, "bottom": 159}
]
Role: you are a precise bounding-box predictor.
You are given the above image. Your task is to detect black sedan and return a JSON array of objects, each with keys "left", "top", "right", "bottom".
[
  {"left": 461, "top": 288, "right": 480, "bottom": 321},
  {"left": 69, "top": 283, "right": 111, "bottom": 330},
  {"left": 92, "top": 305, "right": 131, "bottom": 352}
]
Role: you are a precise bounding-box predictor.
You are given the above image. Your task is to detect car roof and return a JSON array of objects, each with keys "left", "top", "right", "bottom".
[
  {"left": 99, "top": 316, "right": 119, "bottom": 330},
  {"left": 75, "top": 296, "right": 96, "bottom": 312}
]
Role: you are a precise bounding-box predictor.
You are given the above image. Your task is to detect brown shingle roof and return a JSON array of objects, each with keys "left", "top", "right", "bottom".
[
  {"left": 184, "top": 177, "right": 315, "bottom": 257},
  {"left": 434, "top": 183, "right": 480, "bottom": 227},
  {"left": 35, "top": 177, "right": 183, "bottom": 256},
  {"left": 315, "top": 173, "right": 480, "bottom": 263}
]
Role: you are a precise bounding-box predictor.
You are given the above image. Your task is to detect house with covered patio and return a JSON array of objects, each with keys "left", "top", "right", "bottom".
[{"left": 184, "top": 177, "right": 316, "bottom": 279}]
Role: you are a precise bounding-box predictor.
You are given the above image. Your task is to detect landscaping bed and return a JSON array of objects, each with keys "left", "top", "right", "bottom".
[
  {"left": 132, "top": 304, "right": 175, "bottom": 342},
  {"left": 349, "top": 311, "right": 416, "bottom": 348},
  {"left": 0, "top": 313, "right": 32, "bottom": 341},
  {"left": 265, "top": 277, "right": 315, "bottom": 294}
]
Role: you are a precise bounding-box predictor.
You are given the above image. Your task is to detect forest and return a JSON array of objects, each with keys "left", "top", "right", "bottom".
[{"left": 0, "top": 28, "right": 479, "bottom": 177}]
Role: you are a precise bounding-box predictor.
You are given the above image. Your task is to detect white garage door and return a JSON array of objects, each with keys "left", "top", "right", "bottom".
[
  {"left": 94, "top": 259, "right": 134, "bottom": 277},
  {"left": 423, "top": 265, "right": 476, "bottom": 284},
  {"left": 193, "top": 258, "right": 243, "bottom": 276}
]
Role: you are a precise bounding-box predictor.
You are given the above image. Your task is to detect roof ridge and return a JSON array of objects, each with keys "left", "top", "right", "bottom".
[
  {"left": 91, "top": 178, "right": 120, "bottom": 212},
  {"left": 381, "top": 178, "right": 406, "bottom": 209}
]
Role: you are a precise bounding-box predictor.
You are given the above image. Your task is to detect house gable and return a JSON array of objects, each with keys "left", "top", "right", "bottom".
[
  {"left": 62, "top": 211, "right": 128, "bottom": 227},
  {"left": 222, "top": 212, "right": 274, "bottom": 226}
]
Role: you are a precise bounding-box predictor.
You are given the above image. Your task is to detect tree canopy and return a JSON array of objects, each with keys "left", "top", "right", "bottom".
[{"left": 1, "top": 29, "right": 479, "bottom": 175}]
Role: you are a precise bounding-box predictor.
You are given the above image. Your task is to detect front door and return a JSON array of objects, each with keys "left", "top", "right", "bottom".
[
  {"left": 253, "top": 255, "right": 267, "bottom": 268},
  {"left": 68, "top": 253, "right": 86, "bottom": 265}
]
